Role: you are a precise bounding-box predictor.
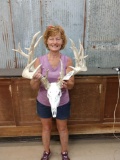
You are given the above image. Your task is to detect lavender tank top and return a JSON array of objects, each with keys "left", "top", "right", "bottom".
[{"left": 37, "top": 53, "right": 70, "bottom": 106}]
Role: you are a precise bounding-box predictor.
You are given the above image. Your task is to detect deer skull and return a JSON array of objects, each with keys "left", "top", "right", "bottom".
[
  {"left": 40, "top": 59, "right": 64, "bottom": 117},
  {"left": 13, "top": 31, "right": 88, "bottom": 118},
  {"left": 47, "top": 83, "right": 62, "bottom": 117}
]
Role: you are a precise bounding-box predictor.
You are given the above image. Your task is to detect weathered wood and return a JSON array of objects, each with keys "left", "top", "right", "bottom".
[
  {"left": 0, "top": 79, "right": 15, "bottom": 126},
  {"left": 0, "top": 123, "right": 120, "bottom": 137},
  {"left": 0, "top": 76, "right": 120, "bottom": 137}
]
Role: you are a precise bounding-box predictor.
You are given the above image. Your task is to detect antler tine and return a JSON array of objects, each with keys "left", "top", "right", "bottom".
[
  {"left": 69, "top": 38, "right": 79, "bottom": 60},
  {"left": 69, "top": 38, "right": 80, "bottom": 68},
  {"left": 25, "top": 32, "right": 42, "bottom": 51},
  {"left": 13, "top": 31, "right": 42, "bottom": 65},
  {"left": 27, "top": 31, "right": 42, "bottom": 64},
  {"left": 13, "top": 31, "right": 43, "bottom": 79},
  {"left": 57, "top": 59, "right": 64, "bottom": 87},
  {"left": 79, "top": 39, "right": 82, "bottom": 54},
  {"left": 34, "top": 35, "right": 43, "bottom": 48},
  {"left": 80, "top": 42, "right": 88, "bottom": 64},
  {"left": 40, "top": 61, "right": 64, "bottom": 90},
  {"left": 22, "top": 58, "right": 41, "bottom": 79},
  {"left": 40, "top": 69, "right": 50, "bottom": 90},
  {"left": 60, "top": 59, "right": 64, "bottom": 78},
  {"left": 12, "top": 43, "right": 28, "bottom": 59},
  {"left": 62, "top": 39, "right": 88, "bottom": 81},
  {"left": 29, "top": 31, "right": 41, "bottom": 50}
]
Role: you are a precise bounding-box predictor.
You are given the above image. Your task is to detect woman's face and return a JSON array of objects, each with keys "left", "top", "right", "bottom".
[{"left": 47, "top": 33, "right": 63, "bottom": 52}]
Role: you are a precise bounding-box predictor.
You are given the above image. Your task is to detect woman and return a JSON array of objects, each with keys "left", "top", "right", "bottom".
[{"left": 30, "top": 25, "right": 74, "bottom": 160}]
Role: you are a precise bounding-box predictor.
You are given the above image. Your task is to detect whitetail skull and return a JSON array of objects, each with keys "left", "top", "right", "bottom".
[
  {"left": 47, "top": 83, "right": 62, "bottom": 117},
  {"left": 40, "top": 59, "right": 64, "bottom": 117},
  {"left": 13, "top": 31, "right": 88, "bottom": 118}
]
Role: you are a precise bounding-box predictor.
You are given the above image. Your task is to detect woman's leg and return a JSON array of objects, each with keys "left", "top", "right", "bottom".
[
  {"left": 40, "top": 118, "right": 52, "bottom": 152},
  {"left": 56, "top": 119, "right": 69, "bottom": 152}
]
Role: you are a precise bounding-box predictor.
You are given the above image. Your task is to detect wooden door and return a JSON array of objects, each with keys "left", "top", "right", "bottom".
[
  {"left": 104, "top": 77, "right": 120, "bottom": 122},
  {"left": 68, "top": 76, "right": 106, "bottom": 134},
  {"left": 12, "top": 78, "right": 40, "bottom": 126},
  {"left": 69, "top": 76, "right": 105, "bottom": 122}
]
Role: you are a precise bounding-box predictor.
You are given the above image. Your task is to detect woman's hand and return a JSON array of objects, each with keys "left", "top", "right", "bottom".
[
  {"left": 32, "top": 69, "right": 42, "bottom": 82},
  {"left": 62, "top": 80, "right": 68, "bottom": 89},
  {"left": 30, "top": 70, "right": 42, "bottom": 90},
  {"left": 62, "top": 58, "right": 74, "bottom": 89},
  {"left": 30, "top": 58, "right": 42, "bottom": 90}
]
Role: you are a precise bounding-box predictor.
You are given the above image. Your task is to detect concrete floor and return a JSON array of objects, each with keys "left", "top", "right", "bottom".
[{"left": 0, "top": 135, "right": 120, "bottom": 160}]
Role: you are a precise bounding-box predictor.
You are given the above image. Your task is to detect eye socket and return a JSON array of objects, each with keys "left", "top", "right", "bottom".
[
  {"left": 47, "top": 91, "right": 52, "bottom": 97},
  {"left": 58, "top": 91, "right": 62, "bottom": 97},
  {"left": 58, "top": 92, "right": 61, "bottom": 96}
]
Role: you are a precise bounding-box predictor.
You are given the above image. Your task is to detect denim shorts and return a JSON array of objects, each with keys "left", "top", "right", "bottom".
[{"left": 36, "top": 100, "right": 71, "bottom": 120}]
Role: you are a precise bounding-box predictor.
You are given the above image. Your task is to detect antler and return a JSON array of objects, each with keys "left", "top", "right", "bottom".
[
  {"left": 22, "top": 58, "right": 41, "bottom": 79},
  {"left": 40, "top": 69, "right": 50, "bottom": 90},
  {"left": 13, "top": 31, "right": 42, "bottom": 78},
  {"left": 25, "top": 31, "right": 43, "bottom": 65},
  {"left": 57, "top": 59, "right": 65, "bottom": 87},
  {"left": 63, "top": 39, "right": 88, "bottom": 80},
  {"left": 41, "top": 59, "right": 64, "bottom": 90}
]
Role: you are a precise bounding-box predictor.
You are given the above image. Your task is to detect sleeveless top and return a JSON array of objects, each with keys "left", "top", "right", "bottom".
[{"left": 37, "top": 53, "right": 70, "bottom": 107}]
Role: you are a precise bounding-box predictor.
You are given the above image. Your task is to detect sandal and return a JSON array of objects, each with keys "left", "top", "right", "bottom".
[
  {"left": 41, "top": 150, "right": 51, "bottom": 160},
  {"left": 61, "top": 151, "right": 70, "bottom": 160}
]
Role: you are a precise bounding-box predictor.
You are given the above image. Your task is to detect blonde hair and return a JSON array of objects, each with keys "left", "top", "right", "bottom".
[{"left": 43, "top": 25, "right": 67, "bottom": 50}]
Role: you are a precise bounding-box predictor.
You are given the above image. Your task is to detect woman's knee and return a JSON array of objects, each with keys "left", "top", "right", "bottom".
[
  {"left": 42, "top": 125, "right": 52, "bottom": 132},
  {"left": 41, "top": 118, "right": 52, "bottom": 131},
  {"left": 57, "top": 125, "right": 68, "bottom": 133},
  {"left": 56, "top": 120, "right": 68, "bottom": 131}
]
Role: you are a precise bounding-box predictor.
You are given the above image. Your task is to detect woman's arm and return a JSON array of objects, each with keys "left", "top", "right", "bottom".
[
  {"left": 62, "top": 57, "right": 75, "bottom": 90},
  {"left": 30, "top": 58, "right": 42, "bottom": 90}
]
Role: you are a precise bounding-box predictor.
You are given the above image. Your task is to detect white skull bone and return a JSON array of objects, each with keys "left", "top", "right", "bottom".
[{"left": 47, "top": 82, "right": 62, "bottom": 118}]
